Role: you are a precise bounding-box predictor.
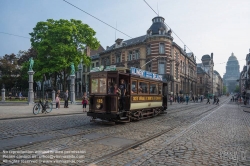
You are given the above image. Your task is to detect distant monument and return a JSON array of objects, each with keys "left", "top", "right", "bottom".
[
  {"left": 70, "top": 62, "right": 75, "bottom": 104},
  {"left": 70, "top": 62, "right": 75, "bottom": 75},
  {"left": 223, "top": 53, "right": 240, "bottom": 93},
  {"left": 29, "top": 57, "right": 34, "bottom": 71},
  {"left": 28, "top": 57, "right": 35, "bottom": 105}
]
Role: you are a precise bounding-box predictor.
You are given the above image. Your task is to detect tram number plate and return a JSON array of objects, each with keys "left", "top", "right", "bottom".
[{"left": 97, "top": 99, "right": 103, "bottom": 103}]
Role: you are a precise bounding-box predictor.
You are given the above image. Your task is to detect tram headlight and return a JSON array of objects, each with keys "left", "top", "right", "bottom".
[{"left": 96, "top": 103, "right": 102, "bottom": 109}]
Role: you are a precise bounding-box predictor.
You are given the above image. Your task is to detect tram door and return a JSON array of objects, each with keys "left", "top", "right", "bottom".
[{"left": 163, "top": 83, "right": 168, "bottom": 109}]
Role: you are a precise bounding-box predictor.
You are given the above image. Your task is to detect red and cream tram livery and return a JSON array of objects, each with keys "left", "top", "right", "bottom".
[{"left": 87, "top": 67, "right": 168, "bottom": 122}]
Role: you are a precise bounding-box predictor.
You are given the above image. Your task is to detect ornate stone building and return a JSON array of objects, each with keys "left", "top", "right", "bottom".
[
  {"left": 99, "top": 16, "right": 197, "bottom": 96},
  {"left": 223, "top": 53, "right": 240, "bottom": 93},
  {"left": 196, "top": 54, "right": 214, "bottom": 97}
]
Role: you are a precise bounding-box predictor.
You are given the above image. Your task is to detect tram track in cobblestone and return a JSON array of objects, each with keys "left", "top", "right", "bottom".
[
  {"left": 0, "top": 98, "right": 229, "bottom": 166},
  {"left": 0, "top": 100, "right": 219, "bottom": 153},
  {"left": 0, "top": 101, "right": 210, "bottom": 141},
  {"left": 1, "top": 101, "right": 212, "bottom": 139},
  {"left": 88, "top": 98, "right": 230, "bottom": 165}
]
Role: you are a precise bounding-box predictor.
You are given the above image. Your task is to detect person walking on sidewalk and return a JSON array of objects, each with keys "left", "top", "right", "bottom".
[
  {"left": 57, "top": 90, "right": 61, "bottom": 108},
  {"left": 206, "top": 97, "right": 210, "bottom": 104},
  {"left": 170, "top": 96, "right": 173, "bottom": 105},
  {"left": 216, "top": 97, "right": 220, "bottom": 105},
  {"left": 64, "top": 90, "right": 69, "bottom": 108},
  {"left": 82, "top": 92, "right": 88, "bottom": 112},
  {"left": 186, "top": 95, "right": 189, "bottom": 105},
  {"left": 55, "top": 93, "right": 60, "bottom": 109}
]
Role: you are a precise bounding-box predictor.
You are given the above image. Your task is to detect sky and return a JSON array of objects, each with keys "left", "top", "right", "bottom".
[{"left": 0, "top": 0, "right": 250, "bottom": 77}]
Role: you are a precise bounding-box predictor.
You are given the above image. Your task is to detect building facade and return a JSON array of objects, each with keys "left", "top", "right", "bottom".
[
  {"left": 99, "top": 16, "right": 197, "bottom": 97},
  {"left": 213, "top": 70, "right": 223, "bottom": 96},
  {"left": 76, "top": 45, "right": 104, "bottom": 96},
  {"left": 239, "top": 50, "right": 250, "bottom": 102},
  {"left": 196, "top": 54, "right": 214, "bottom": 97},
  {"left": 223, "top": 53, "right": 240, "bottom": 93}
]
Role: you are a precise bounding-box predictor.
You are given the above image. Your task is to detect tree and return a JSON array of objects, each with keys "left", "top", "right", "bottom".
[
  {"left": 223, "top": 86, "right": 227, "bottom": 94},
  {"left": 29, "top": 19, "right": 100, "bottom": 90},
  {"left": 0, "top": 53, "right": 20, "bottom": 90},
  {"left": 234, "top": 85, "right": 239, "bottom": 93}
]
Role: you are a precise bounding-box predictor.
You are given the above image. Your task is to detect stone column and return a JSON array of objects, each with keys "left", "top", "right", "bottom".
[
  {"left": 52, "top": 90, "right": 55, "bottom": 103},
  {"left": 70, "top": 75, "right": 75, "bottom": 104},
  {"left": 28, "top": 70, "right": 35, "bottom": 105},
  {"left": 1, "top": 88, "right": 5, "bottom": 102}
]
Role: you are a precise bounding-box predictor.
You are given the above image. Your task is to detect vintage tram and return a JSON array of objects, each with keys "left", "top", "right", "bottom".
[{"left": 87, "top": 66, "right": 168, "bottom": 122}]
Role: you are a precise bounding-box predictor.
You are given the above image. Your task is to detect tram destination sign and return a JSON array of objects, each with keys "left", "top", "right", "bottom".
[
  {"left": 130, "top": 67, "right": 163, "bottom": 81},
  {"left": 90, "top": 65, "right": 116, "bottom": 72}
]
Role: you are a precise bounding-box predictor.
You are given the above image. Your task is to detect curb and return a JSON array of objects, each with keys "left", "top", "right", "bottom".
[{"left": 0, "top": 112, "right": 85, "bottom": 121}]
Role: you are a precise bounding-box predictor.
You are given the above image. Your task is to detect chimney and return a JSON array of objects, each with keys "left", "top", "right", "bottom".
[
  {"left": 184, "top": 45, "right": 186, "bottom": 52},
  {"left": 115, "top": 38, "right": 123, "bottom": 45},
  {"left": 211, "top": 53, "right": 213, "bottom": 59},
  {"left": 106, "top": 46, "right": 109, "bottom": 50}
]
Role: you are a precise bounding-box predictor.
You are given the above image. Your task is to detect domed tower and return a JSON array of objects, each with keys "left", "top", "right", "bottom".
[
  {"left": 223, "top": 52, "right": 240, "bottom": 93},
  {"left": 146, "top": 16, "right": 172, "bottom": 36}
]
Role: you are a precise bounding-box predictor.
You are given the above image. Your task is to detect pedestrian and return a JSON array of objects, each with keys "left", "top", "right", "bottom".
[
  {"left": 82, "top": 92, "right": 88, "bottom": 112},
  {"left": 57, "top": 90, "right": 61, "bottom": 108},
  {"left": 177, "top": 96, "right": 180, "bottom": 103},
  {"left": 64, "top": 90, "right": 69, "bottom": 108},
  {"left": 186, "top": 95, "right": 189, "bottom": 105},
  {"left": 45, "top": 92, "right": 48, "bottom": 100},
  {"left": 170, "top": 96, "right": 173, "bottom": 105},
  {"left": 119, "top": 79, "right": 126, "bottom": 111},
  {"left": 206, "top": 97, "right": 210, "bottom": 104},
  {"left": 174, "top": 96, "right": 177, "bottom": 102},
  {"left": 19, "top": 92, "right": 22, "bottom": 100},
  {"left": 216, "top": 97, "right": 219, "bottom": 105},
  {"left": 213, "top": 96, "right": 216, "bottom": 104},
  {"left": 55, "top": 93, "right": 60, "bottom": 109}
]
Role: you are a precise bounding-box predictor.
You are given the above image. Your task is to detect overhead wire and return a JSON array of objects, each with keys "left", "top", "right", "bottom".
[
  {"left": 0, "top": 32, "right": 30, "bottom": 39},
  {"left": 62, "top": 0, "right": 132, "bottom": 39}
]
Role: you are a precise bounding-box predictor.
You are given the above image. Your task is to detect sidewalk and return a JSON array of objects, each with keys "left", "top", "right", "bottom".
[{"left": 0, "top": 102, "right": 87, "bottom": 120}]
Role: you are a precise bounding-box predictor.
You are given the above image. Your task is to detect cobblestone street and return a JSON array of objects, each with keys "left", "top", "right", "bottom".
[{"left": 0, "top": 96, "right": 249, "bottom": 166}]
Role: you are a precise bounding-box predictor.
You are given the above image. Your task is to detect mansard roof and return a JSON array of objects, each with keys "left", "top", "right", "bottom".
[{"left": 102, "top": 35, "right": 147, "bottom": 53}]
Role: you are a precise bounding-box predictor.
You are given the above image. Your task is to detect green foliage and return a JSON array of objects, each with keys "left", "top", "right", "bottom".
[
  {"left": 29, "top": 19, "right": 100, "bottom": 90},
  {"left": 234, "top": 85, "right": 239, "bottom": 93},
  {"left": 223, "top": 86, "right": 227, "bottom": 94}
]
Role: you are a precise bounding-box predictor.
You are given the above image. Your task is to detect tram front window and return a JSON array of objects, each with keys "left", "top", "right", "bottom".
[
  {"left": 91, "top": 78, "right": 107, "bottom": 94},
  {"left": 91, "top": 78, "right": 99, "bottom": 93},
  {"left": 99, "top": 78, "right": 107, "bottom": 93}
]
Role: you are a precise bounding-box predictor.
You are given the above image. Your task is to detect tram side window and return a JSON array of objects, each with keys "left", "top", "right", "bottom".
[
  {"left": 158, "top": 84, "right": 162, "bottom": 95},
  {"left": 138, "top": 82, "right": 148, "bottom": 94},
  {"left": 150, "top": 84, "right": 158, "bottom": 94},
  {"left": 108, "top": 78, "right": 117, "bottom": 94},
  {"left": 99, "top": 78, "right": 107, "bottom": 93},
  {"left": 131, "top": 80, "right": 137, "bottom": 94},
  {"left": 91, "top": 79, "right": 99, "bottom": 93}
]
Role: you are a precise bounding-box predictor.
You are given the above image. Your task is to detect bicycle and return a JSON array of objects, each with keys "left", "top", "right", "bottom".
[{"left": 33, "top": 100, "right": 53, "bottom": 115}]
